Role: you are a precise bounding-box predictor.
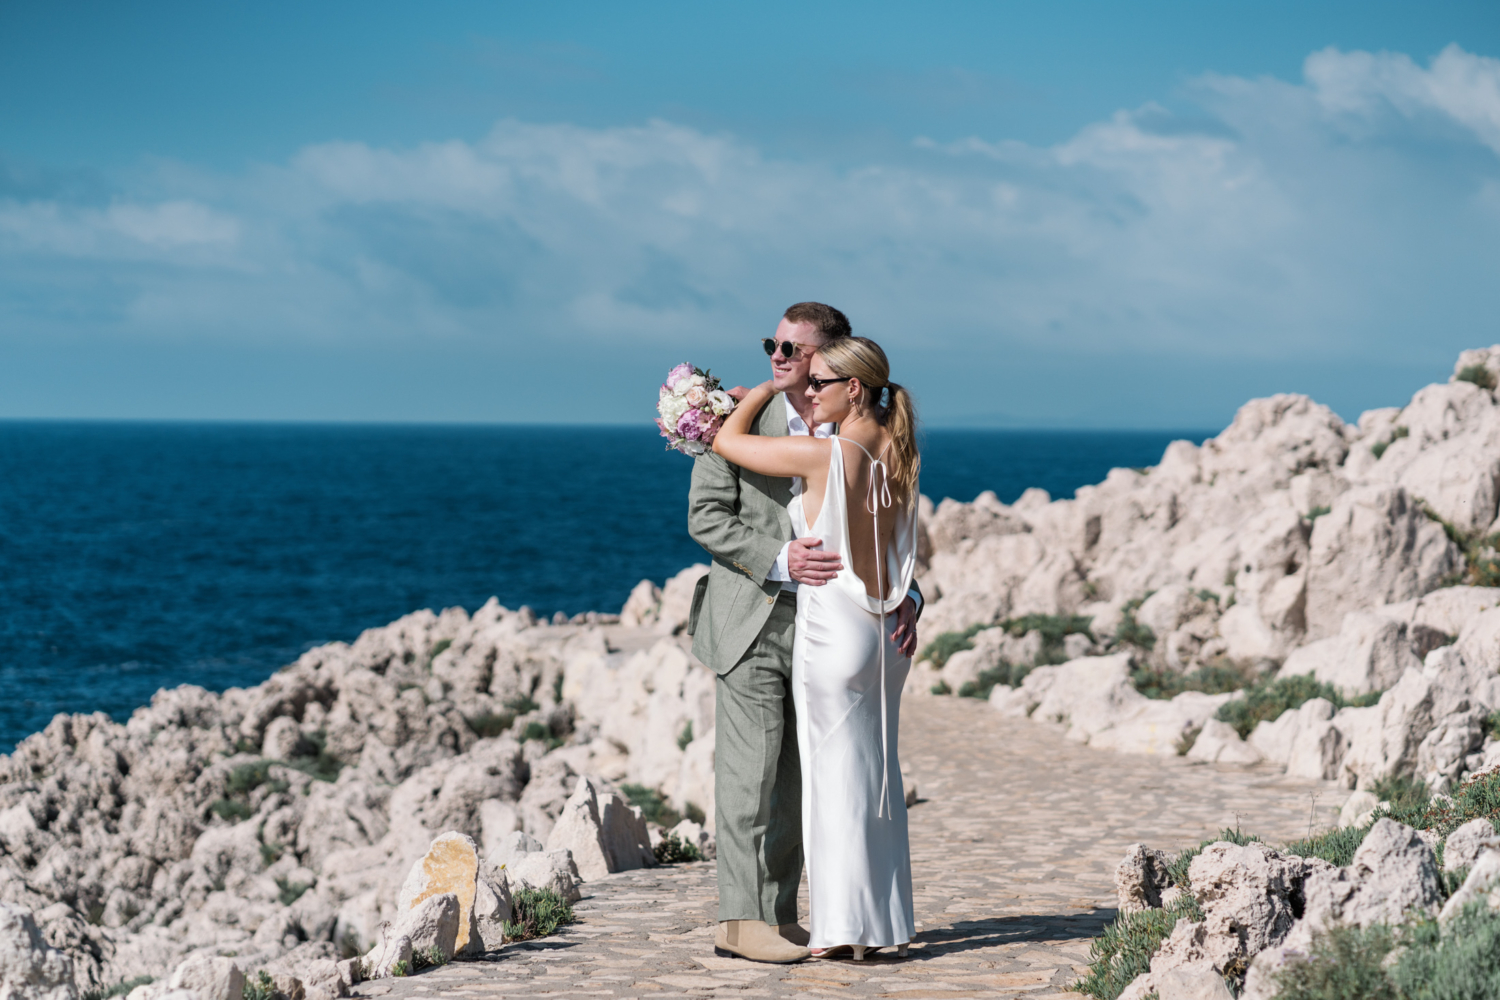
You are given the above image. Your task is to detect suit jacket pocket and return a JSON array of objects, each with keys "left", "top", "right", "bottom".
[{"left": 686, "top": 574, "right": 710, "bottom": 636}]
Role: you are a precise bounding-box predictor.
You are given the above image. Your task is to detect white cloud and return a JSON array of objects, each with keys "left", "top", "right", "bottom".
[{"left": 2, "top": 45, "right": 1498, "bottom": 422}]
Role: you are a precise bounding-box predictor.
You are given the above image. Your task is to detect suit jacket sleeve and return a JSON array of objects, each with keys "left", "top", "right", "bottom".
[{"left": 688, "top": 450, "right": 784, "bottom": 587}]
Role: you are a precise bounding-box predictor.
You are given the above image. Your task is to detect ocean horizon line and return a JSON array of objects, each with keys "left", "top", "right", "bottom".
[{"left": 0, "top": 415, "right": 1221, "bottom": 435}]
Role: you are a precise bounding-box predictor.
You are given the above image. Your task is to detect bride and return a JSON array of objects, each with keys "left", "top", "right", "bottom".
[{"left": 713, "top": 336, "right": 920, "bottom": 960}]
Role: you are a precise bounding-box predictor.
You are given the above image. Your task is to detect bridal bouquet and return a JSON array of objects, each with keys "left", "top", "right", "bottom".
[{"left": 656, "top": 362, "right": 736, "bottom": 456}]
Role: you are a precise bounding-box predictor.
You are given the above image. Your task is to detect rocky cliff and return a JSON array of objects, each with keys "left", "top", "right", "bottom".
[{"left": 2, "top": 346, "right": 1499, "bottom": 997}]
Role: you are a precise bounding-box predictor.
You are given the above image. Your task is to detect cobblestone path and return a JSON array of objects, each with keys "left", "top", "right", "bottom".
[{"left": 353, "top": 696, "right": 1349, "bottom": 1000}]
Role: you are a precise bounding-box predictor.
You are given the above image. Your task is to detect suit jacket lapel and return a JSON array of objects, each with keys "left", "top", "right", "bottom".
[{"left": 755, "top": 394, "right": 794, "bottom": 510}]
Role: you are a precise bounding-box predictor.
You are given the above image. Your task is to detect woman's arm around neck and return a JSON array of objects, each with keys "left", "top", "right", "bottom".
[{"left": 713, "top": 381, "right": 828, "bottom": 480}]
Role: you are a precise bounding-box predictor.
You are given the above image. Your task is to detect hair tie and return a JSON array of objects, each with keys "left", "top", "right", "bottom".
[{"left": 880, "top": 386, "right": 891, "bottom": 408}]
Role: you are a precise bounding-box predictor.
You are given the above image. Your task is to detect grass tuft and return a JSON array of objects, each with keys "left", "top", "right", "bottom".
[
  {"left": 1132, "top": 658, "right": 1259, "bottom": 702},
  {"left": 1114, "top": 596, "right": 1156, "bottom": 652},
  {"left": 465, "top": 711, "right": 515, "bottom": 739},
  {"left": 1215, "top": 674, "right": 1382, "bottom": 739},
  {"left": 1271, "top": 923, "right": 1399, "bottom": 1000},
  {"left": 621, "top": 783, "right": 681, "bottom": 827},
  {"left": 504, "top": 887, "right": 576, "bottom": 941},
  {"left": 1456, "top": 364, "right": 1498, "bottom": 391},
  {"left": 653, "top": 831, "right": 702, "bottom": 864},
  {"left": 1073, "top": 893, "right": 1205, "bottom": 999},
  {"left": 82, "top": 976, "right": 154, "bottom": 1000}
]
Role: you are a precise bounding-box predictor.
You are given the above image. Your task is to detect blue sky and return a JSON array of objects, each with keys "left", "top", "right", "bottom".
[{"left": 1, "top": 1, "right": 1497, "bottom": 427}]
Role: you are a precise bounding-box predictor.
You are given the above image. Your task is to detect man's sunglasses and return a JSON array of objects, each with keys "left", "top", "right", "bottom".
[
  {"left": 761, "top": 338, "right": 810, "bottom": 360},
  {"left": 806, "top": 375, "right": 853, "bottom": 391}
]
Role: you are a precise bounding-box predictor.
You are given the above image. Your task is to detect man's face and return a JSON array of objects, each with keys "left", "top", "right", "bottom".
[{"left": 767, "top": 318, "right": 824, "bottom": 394}]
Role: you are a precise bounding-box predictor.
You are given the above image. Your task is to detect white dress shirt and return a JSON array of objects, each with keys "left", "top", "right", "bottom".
[{"left": 767, "top": 394, "right": 922, "bottom": 614}]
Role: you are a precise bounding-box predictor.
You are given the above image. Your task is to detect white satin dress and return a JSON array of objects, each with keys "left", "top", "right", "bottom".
[{"left": 788, "top": 436, "right": 918, "bottom": 951}]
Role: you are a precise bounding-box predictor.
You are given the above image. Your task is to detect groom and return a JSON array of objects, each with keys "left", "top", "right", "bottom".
[{"left": 686, "top": 302, "right": 920, "bottom": 963}]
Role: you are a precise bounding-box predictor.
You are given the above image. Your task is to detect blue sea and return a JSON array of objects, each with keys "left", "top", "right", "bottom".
[{"left": 0, "top": 422, "right": 1209, "bottom": 749}]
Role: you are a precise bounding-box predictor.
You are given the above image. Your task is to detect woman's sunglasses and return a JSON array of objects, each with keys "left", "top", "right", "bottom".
[
  {"left": 806, "top": 375, "right": 854, "bottom": 391},
  {"left": 761, "top": 338, "right": 809, "bottom": 360}
]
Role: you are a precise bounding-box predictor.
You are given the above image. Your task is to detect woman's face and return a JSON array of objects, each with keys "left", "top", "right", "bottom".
[{"left": 807, "top": 355, "right": 858, "bottom": 425}]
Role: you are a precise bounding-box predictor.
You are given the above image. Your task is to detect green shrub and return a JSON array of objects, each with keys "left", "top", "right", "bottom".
[
  {"left": 82, "top": 976, "right": 154, "bottom": 1000},
  {"left": 504, "top": 887, "right": 576, "bottom": 941},
  {"left": 1132, "top": 658, "right": 1258, "bottom": 702},
  {"left": 1456, "top": 364, "right": 1498, "bottom": 391},
  {"left": 243, "top": 971, "right": 277, "bottom": 1000},
  {"left": 1391, "top": 902, "right": 1500, "bottom": 998},
  {"left": 1373, "top": 773, "right": 1432, "bottom": 819},
  {"left": 1215, "top": 674, "right": 1381, "bottom": 739},
  {"left": 411, "top": 944, "right": 449, "bottom": 971},
  {"left": 427, "top": 638, "right": 452, "bottom": 664},
  {"left": 1420, "top": 503, "right": 1500, "bottom": 590},
  {"left": 504, "top": 693, "right": 541, "bottom": 715},
  {"left": 465, "top": 711, "right": 515, "bottom": 738},
  {"left": 917, "top": 624, "right": 991, "bottom": 668},
  {"left": 1285, "top": 821, "right": 1376, "bottom": 867},
  {"left": 1306, "top": 505, "right": 1332, "bottom": 521},
  {"left": 210, "top": 798, "right": 252, "bottom": 822},
  {"left": 1175, "top": 725, "right": 1202, "bottom": 756},
  {"left": 391, "top": 958, "right": 410, "bottom": 977},
  {"left": 1073, "top": 893, "right": 1205, "bottom": 999},
  {"left": 958, "top": 661, "right": 1030, "bottom": 700},
  {"left": 280, "top": 730, "right": 345, "bottom": 782},
  {"left": 621, "top": 783, "right": 680, "bottom": 827},
  {"left": 1114, "top": 597, "right": 1156, "bottom": 652},
  {"left": 1271, "top": 923, "right": 1399, "bottom": 1000},
  {"left": 1001, "top": 613, "right": 1095, "bottom": 665},
  {"left": 930, "top": 680, "right": 952, "bottom": 695},
  {"left": 1412, "top": 767, "right": 1500, "bottom": 837},
  {"left": 677, "top": 721, "right": 694, "bottom": 751},
  {"left": 653, "top": 831, "right": 702, "bottom": 864},
  {"left": 276, "top": 877, "right": 311, "bottom": 906},
  {"left": 520, "top": 720, "right": 565, "bottom": 750},
  {"left": 227, "top": 760, "right": 283, "bottom": 796}
]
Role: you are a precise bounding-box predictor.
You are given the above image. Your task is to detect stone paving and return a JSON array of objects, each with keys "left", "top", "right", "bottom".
[{"left": 352, "top": 695, "right": 1350, "bottom": 999}]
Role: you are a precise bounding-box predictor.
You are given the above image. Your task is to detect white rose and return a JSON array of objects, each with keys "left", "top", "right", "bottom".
[
  {"left": 688, "top": 374, "right": 707, "bottom": 389},
  {"left": 658, "top": 394, "right": 689, "bottom": 430},
  {"left": 685, "top": 386, "right": 709, "bottom": 408},
  {"left": 708, "top": 389, "right": 734, "bottom": 415}
]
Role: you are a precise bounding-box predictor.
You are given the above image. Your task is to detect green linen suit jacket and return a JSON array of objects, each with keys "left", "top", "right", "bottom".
[{"left": 686, "top": 395, "right": 796, "bottom": 676}]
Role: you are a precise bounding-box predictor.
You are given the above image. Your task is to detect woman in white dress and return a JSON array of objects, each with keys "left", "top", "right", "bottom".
[{"left": 713, "top": 336, "right": 920, "bottom": 960}]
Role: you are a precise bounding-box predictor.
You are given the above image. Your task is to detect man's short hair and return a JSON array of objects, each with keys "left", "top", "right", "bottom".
[{"left": 783, "top": 302, "right": 851, "bottom": 342}]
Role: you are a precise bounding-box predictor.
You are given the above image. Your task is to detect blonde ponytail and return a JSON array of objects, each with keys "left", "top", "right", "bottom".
[{"left": 814, "top": 337, "right": 920, "bottom": 506}]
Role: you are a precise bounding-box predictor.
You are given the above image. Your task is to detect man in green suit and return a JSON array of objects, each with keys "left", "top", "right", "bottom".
[{"left": 686, "top": 302, "right": 920, "bottom": 963}]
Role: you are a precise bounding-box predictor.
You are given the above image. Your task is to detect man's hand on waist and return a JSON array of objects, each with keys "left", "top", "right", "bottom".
[{"left": 788, "top": 537, "right": 842, "bottom": 585}]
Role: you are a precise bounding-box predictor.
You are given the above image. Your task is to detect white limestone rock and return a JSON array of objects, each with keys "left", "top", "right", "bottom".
[
  {"left": 1114, "top": 843, "right": 1172, "bottom": 914},
  {"left": 654, "top": 564, "right": 709, "bottom": 635},
  {"left": 544, "top": 777, "right": 654, "bottom": 881},
  {"left": 619, "top": 579, "right": 662, "bottom": 627},
  {"left": 0, "top": 903, "right": 76, "bottom": 1000},
  {"left": 396, "top": 832, "right": 482, "bottom": 957},
  {"left": 1303, "top": 487, "right": 1463, "bottom": 641},
  {"left": 1439, "top": 845, "right": 1500, "bottom": 921},
  {"left": 393, "top": 892, "right": 460, "bottom": 965},
  {"left": 1338, "top": 790, "right": 1381, "bottom": 829},
  {"left": 359, "top": 921, "right": 413, "bottom": 980},
  {"left": 1442, "top": 818, "right": 1499, "bottom": 874},
  {"left": 1185, "top": 719, "right": 1264, "bottom": 765},
  {"left": 503, "top": 850, "right": 582, "bottom": 903},
  {"left": 1285, "top": 819, "right": 1442, "bottom": 950},
  {"left": 167, "top": 955, "right": 244, "bottom": 1000}
]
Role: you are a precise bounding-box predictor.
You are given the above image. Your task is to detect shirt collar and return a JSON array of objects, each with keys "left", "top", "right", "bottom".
[{"left": 784, "top": 392, "right": 834, "bottom": 438}]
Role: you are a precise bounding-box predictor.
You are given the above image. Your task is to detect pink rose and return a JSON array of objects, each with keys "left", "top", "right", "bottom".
[
  {"left": 700, "top": 413, "right": 724, "bottom": 443},
  {"left": 666, "top": 363, "right": 695, "bottom": 392},
  {"left": 685, "top": 385, "right": 709, "bottom": 408}
]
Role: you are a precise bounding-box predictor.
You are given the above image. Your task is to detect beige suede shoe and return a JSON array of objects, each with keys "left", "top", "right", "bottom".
[
  {"left": 715, "top": 920, "right": 811, "bottom": 963},
  {"left": 777, "top": 923, "right": 810, "bottom": 947}
]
